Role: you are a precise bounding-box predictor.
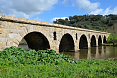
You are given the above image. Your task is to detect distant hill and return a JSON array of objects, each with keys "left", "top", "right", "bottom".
[{"left": 53, "top": 14, "right": 117, "bottom": 32}]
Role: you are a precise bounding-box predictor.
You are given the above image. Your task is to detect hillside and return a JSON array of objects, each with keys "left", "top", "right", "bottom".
[{"left": 53, "top": 14, "right": 117, "bottom": 32}]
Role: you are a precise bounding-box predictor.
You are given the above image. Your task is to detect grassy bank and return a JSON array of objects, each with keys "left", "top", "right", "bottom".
[
  {"left": 0, "top": 47, "right": 117, "bottom": 77},
  {"left": 102, "top": 43, "right": 117, "bottom": 46},
  {"left": 0, "top": 59, "right": 117, "bottom": 78}
]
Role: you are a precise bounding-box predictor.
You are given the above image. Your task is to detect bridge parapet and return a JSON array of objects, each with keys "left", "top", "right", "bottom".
[{"left": 0, "top": 14, "right": 110, "bottom": 34}]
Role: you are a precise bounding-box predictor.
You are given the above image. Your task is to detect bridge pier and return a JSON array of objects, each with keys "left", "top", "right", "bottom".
[
  {"left": 74, "top": 40, "right": 80, "bottom": 51},
  {"left": 96, "top": 39, "right": 99, "bottom": 46},
  {"left": 50, "top": 40, "right": 59, "bottom": 53},
  {"left": 88, "top": 41, "right": 91, "bottom": 48}
]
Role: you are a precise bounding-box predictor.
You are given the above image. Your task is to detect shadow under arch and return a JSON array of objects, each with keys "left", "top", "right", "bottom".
[
  {"left": 19, "top": 32, "right": 50, "bottom": 51},
  {"left": 98, "top": 35, "right": 102, "bottom": 46},
  {"left": 59, "top": 33, "right": 75, "bottom": 52},
  {"left": 91, "top": 35, "right": 96, "bottom": 47},
  {"left": 79, "top": 34, "right": 88, "bottom": 49},
  {"left": 103, "top": 36, "right": 107, "bottom": 43}
]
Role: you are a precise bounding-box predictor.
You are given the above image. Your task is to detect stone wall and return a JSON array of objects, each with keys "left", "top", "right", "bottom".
[{"left": 0, "top": 14, "right": 111, "bottom": 52}]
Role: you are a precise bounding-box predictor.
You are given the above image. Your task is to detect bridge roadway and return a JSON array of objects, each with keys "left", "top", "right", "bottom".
[{"left": 0, "top": 14, "right": 110, "bottom": 53}]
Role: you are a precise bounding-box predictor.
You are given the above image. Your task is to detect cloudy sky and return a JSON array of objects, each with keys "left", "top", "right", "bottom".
[{"left": 0, "top": 0, "right": 117, "bottom": 22}]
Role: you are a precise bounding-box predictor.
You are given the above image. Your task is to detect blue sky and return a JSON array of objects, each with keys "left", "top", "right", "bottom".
[{"left": 0, "top": 0, "right": 117, "bottom": 22}]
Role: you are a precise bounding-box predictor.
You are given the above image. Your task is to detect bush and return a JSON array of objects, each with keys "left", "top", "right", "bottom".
[
  {"left": 0, "top": 47, "right": 117, "bottom": 77},
  {"left": 0, "top": 47, "right": 76, "bottom": 66},
  {"left": 107, "top": 34, "right": 117, "bottom": 43}
]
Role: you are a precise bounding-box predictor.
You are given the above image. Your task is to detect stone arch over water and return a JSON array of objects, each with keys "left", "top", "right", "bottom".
[
  {"left": 98, "top": 35, "right": 102, "bottom": 46},
  {"left": 18, "top": 32, "right": 50, "bottom": 51},
  {"left": 59, "top": 33, "right": 75, "bottom": 52},
  {"left": 79, "top": 34, "right": 88, "bottom": 49},
  {"left": 103, "top": 36, "right": 107, "bottom": 43},
  {"left": 91, "top": 35, "right": 96, "bottom": 47}
]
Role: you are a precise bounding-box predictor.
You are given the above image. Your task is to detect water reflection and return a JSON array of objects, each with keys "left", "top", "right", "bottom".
[
  {"left": 18, "top": 45, "right": 117, "bottom": 60},
  {"left": 60, "top": 46, "right": 117, "bottom": 60}
]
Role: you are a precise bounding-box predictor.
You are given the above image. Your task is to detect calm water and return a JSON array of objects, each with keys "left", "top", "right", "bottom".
[
  {"left": 18, "top": 45, "right": 117, "bottom": 60},
  {"left": 60, "top": 46, "right": 117, "bottom": 60}
]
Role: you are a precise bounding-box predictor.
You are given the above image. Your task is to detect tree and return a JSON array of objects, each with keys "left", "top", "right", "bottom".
[
  {"left": 109, "top": 23, "right": 117, "bottom": 46},
  {"left": 53, "top": 14, "right": 117, "bottom": 32}
]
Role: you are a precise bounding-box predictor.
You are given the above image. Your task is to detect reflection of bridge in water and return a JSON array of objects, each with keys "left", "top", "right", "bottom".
[{"left": 60, "top": 46, "right": 117, "bottom": 60}]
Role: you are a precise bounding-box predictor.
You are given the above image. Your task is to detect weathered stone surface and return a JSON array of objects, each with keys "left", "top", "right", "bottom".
[
  {"left": 0, "top": 38, "right": 7, "bottom": 42},
  {"left": 6, "top": 41, "right": 11, "bottom": 46},
  {"left": 0, "top": 28, "right": 3, "bottom": 33},
  {"left": 15, "top": 34, "right": 22, "bottom": 42},
  {"left": 0, "top": 14, "right": 110, "bottom": 52},
  {"left": 9, "top": 34, "right": 17, "bottom": 38}
]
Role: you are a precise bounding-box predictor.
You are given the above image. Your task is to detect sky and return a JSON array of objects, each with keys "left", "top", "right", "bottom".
[{"left": 0, "top": 0, "right": 117, "bottom": 23}]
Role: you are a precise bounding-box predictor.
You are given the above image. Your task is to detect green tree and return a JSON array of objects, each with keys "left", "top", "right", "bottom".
[{"left": 109, "top": 23, "right": 117, "bottom": 46}]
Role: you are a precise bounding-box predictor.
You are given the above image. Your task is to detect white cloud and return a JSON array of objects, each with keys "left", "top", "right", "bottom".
[
  {"left": 62, "top": 0, "right": 69, "bottom": 4},
  {"left": 76, "top": 0, "right": 100, "bottom": 12},
  {"left": 0, "top": 0, "right": 58, "bottom": 18},
  {"left": 111, "top": 7, "right": 117, "bottom": 14},
  {"left": 50, "top": 17, "right": 68, "bottom": 22},
  {"left": 90, "top": 7, "right": 117, "bottom": 15},
  {"left": 90, "top": 9, "right": 103, "bottom": 15}
]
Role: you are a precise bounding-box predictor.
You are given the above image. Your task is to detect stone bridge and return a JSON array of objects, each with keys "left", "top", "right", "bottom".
[{"left": 0, "top": 14, "right": 110, "bottom": 53}]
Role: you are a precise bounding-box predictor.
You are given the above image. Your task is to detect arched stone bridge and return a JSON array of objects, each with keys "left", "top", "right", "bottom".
[{"left": 0, "top": 14, "right": 110, "bottom": 53}]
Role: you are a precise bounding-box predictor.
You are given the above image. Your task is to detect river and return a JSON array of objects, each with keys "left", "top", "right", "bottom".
[{"left": 18, "top": 45, "right": 117, "bottom": 60}]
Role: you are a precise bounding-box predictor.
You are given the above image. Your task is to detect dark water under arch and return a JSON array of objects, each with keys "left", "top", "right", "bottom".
[{"left": 18, "top": 32, "right": 50, "bottom": 51}]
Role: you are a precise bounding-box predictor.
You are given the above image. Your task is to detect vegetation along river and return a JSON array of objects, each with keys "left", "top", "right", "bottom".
[{"left": 18, "top": 45, "right": 117, "bottom": 60}]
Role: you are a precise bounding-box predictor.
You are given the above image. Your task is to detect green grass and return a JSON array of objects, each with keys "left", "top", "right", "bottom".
[
  {"left": 0, "top": 59, "right": 117, "bottom": 78},
  {"left": 0, "top": 47, "right": 117, "bottom": 78}
]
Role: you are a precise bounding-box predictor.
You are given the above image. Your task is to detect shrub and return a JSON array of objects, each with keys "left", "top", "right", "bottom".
[{"left": 0, "top": 46, "right": 76, "bottom": 66}]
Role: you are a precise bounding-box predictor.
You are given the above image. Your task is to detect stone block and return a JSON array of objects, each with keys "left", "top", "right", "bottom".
[
  {"left": 0, "top": 42, "right": 6, "bottom": 46},
  {"left": 12, "top": 43, "right": 18, "bottom": 47},
  {"left": 6, "top": 42, "right": 11, "bottom": 46},
  {"left": 0, "top": 28, "right": 3, "bottom": 33},
  {"left": 2, "top": 42, "right": 6, "bottom": 46},
  {"left": 16, "top": 34, "right": 22, "bottom": 42},
  {"left": 9, "top": 34, "right": 17, "bottom": 38},
  {"left": 31, "top": 20, "right": 36, "bottom": 24},
  {"left": 3, "top": 33, "right": 9, "bottom": 38},
  {"left": 0, "top": 38, "right": 6, "bottom": 42},
  {"left": 0, "top": 46, "right": 7, "bottom": 50},
  {"left": 33, "top": 26, "right": 38, "bottom": 31},
  {"left": 3, "top": 29, "right": 7, "bottom": 33},
  {"left": 13, "top": 39, "right": 19, "bottom": 45},
  {"left": 19, "top": 31, "right": 25, "bottom": 38},
  {"left": 35, "top": 20, "right": 42, "bottom": 24},
  {"left": 22, "top": 27, "right": 28, "bottom": 35},
  {"left": 0, "top": 34, "right": 3, "bottom": 37}
]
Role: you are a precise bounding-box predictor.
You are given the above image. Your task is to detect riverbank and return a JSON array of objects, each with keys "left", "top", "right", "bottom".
[
  {"left": 0, "top": 47, "right": 117, "bottom": 77},
  {"left": 102, "top": 43, "right": 117, "bottom": 46}
]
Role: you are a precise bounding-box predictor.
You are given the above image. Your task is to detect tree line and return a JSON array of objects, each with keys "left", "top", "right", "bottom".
[{"left": 53, "top": 14, "right": 117, "bottom": 32}]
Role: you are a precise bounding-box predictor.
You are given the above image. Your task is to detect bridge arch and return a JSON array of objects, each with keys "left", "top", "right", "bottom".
[
  {"left": 79, "top": 34, "right": 88, "bottom": 49},
  {"left": 59, "top": 33, "right": 75, "bottom": 52},
  {"left": 98, "top": 35, "right": 102, "bottom": 46},
  {"left": 91, "top": 35, "right": 96, "bottom": 47},
  {"left": 103, "top": 35, "right": 107, "bottom": 43},
  {"left": 18, "top": 32, "right": 50, "bottom": 51}
]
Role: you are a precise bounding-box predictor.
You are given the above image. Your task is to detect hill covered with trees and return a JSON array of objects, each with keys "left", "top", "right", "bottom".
[{"left": 53, "top": 14, "right": 117, "bottom": 32}]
